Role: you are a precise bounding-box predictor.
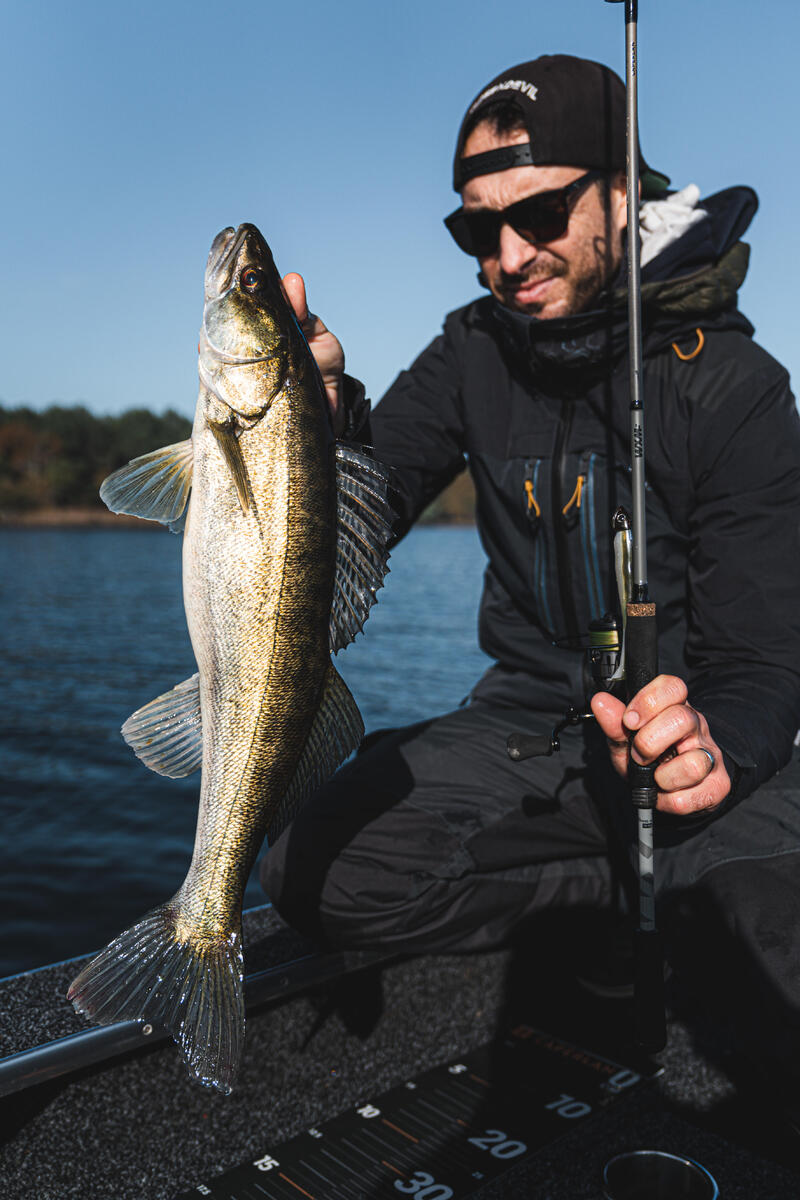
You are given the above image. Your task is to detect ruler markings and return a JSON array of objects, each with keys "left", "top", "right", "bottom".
[
  {"left": 445, "top": 1075, "right": 491, "bottom": 1104},
  {"left": 432, "top": 1083, "right": 479, "bottom": 1115},
  {"left": 319, "top": 1143, "right": 381, "bottom": 1188},
  {"left": 171, "top": 1028, "right": 651, "bottom": 1200},
  {"left": 358, "top": 1125, "right": 416, "bottom": 1171},
  {"left": 371, "top": 1106, "right": 476, "bottom": 1181},
  {"left": 395, "top": 1104, "right": 437, "bottom": 1137},
  {"left": 277, "top": 1173, "right": 314, "bottom": 1199},
  {"left": 380, "top": 1117, "right": 419, "bottom": 1144},
  {"left": 339, "top": 1134, "right": 392, "bottom": 1182},
  {"left": 415, "top": 1094, "right": 464, "bottom": 1125}
]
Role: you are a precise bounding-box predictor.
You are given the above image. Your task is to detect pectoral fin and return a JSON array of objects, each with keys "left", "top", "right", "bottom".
[
  {"left": 267, "top": 663, "right": 364, "bottom": 842},
  {"left": 330, "top": 445, "right": 394, "bottom": 652},
  {"left": 208, "top": 419, "right": 251, "bottom": 514},
  {"left": 122, "top": 673, "right": 203, "bottom": 778},
  {"left": 99, "top": 440, "right": 193, "bottom": 527}
]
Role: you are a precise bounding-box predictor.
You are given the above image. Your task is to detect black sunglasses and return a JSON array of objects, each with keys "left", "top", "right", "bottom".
[{"left": 444, "top": 169, "right": 607, "bottom": 257}]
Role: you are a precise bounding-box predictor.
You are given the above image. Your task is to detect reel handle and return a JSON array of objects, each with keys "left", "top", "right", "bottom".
[{"left": 506, "top": 733, "right": 555, "bottom": 761}]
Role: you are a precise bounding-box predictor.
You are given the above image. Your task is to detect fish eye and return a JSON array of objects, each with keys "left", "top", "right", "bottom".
[{"left": 241, "top": 267, "right": 263, "bottom": 292}]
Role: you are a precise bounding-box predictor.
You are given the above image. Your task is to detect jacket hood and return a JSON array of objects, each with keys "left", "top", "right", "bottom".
[{"left": 485, "top": 185, "right": 759, "bottom": 378}]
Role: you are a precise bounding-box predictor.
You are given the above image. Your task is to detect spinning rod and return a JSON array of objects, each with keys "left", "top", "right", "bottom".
[
  {"left": 606, "top": 0, "right": 666, "bottom": 1055},
  {"left": 507, "top": 0, "right": 666, "bottom": 1053}
]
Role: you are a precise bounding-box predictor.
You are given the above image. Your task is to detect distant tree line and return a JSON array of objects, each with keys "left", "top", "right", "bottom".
[
  {"left": 0, "top": 403, "right": 475, "bottom": 522},
  {"left": 0, "top": 405, "right": 191, "bottom": 512}
]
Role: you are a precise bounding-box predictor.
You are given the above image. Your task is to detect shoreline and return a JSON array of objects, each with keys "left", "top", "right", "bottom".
[
  {"left": 0, "top": 507, "right": 475, "bottom": 529},
  {"left": 0, "top": 508, "right": 162, "bottom": 529}
]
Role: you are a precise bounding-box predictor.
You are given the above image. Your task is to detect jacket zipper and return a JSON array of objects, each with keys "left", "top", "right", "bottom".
[
  {"left": 578, "top": 452, "right": 604, "bottom": 622},
  {"left": 524, "top": 458, "right": 555, "bottom": 634},
  {"left": 551, "top": 398, "right": 581, "bottom": 645}
]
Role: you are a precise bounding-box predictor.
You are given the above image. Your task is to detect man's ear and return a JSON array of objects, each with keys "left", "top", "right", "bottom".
[{"left": 611, "top": 169, "right": 629, "bottom": 231}]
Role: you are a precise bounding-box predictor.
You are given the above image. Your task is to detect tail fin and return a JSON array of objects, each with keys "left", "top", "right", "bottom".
[{"left": 67, "top": 901, "right": 245, "bottom": 1094}]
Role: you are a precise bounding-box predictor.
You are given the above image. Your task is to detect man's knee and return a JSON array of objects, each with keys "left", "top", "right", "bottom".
[{"left": 260, "top": 825, "right": 421, "bottom": 950}]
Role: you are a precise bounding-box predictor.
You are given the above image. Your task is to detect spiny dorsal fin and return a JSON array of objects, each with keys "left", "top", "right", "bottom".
[
  {"left": 330, "top": 444, "right": 394, "bottom": 653},
  {"left": 100, "top": 439, "right": 193, "bottom": 528},
  {"left": 122, "top": 673, "right": 202, "bottom": 778},
  {"left": 267, "top": 662, "right": 364, "bottom": 842}
]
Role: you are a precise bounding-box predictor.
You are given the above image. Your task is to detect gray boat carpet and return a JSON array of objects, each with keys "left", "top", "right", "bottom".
[{"left": 0, "top": 907, "right": 798, "bottom": 1199}]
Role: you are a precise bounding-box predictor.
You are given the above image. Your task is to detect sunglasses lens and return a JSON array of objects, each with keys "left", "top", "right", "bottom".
[
  {"left": 444, "top": 176, "right": 589, "bottom": 257},
  {"left": 511, "top": 195, "right": 569, "bottom": 245},
  {"left": 445, "top": 210, "right": 499, "bottom": 257}
]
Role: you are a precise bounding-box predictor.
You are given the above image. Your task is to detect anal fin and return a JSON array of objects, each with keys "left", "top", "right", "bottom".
[{"left": 122, "top": 673, "right": 203, "bottom": 778}]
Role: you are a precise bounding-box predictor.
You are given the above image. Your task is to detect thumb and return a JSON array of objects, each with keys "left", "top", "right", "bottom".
[
  {"left": 591, "top": 691, "right": 630, "bottom": 778},
  {"left": 282, "top": 272, "right": 309, "bottom": 323},
  {"left": 590, "top": 691, "right": 627, "bottom": 742}
]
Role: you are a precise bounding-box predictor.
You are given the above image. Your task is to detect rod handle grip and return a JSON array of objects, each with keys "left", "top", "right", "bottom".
[
  {"left": 634, "top": 928, "right": 667, "bottom": 1052},
  {"left": 625, "top": 602, "right": 658, "bottom": 699}
]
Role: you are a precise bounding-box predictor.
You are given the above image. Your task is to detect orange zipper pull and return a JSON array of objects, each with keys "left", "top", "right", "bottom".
[
  {"left": 524, "top": 478, "right": 541, "bottom": 519},
  {"left": 562, "top": 474, "right": 585, "bottom": 516}
]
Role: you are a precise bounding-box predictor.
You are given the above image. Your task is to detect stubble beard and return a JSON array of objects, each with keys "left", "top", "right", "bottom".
[{"left": 501, "top": 250, "right": 617, "bottom": 318}]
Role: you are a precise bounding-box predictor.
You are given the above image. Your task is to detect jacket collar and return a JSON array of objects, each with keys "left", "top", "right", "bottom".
[{"left": 482, "top": 185, "right": 758, "bottom": 377}]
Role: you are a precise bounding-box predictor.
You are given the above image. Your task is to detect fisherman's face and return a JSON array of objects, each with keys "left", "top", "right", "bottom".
[{"left": 461, "top": 124, "right": 628, "bottom": 319}]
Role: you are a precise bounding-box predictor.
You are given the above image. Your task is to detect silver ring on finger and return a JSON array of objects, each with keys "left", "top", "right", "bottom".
[{"left": 699, "top": 747, "right": 715, "bottom": 776}]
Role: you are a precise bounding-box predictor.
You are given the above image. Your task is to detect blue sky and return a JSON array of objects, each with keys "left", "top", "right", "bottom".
[{"left": 2, "top": 0, "right": 798, "bottom": 418}]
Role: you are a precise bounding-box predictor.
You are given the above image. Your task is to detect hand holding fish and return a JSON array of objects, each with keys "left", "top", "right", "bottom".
[
  {"left": 282, "top": 272, "right": 346, "bottom": 436},
  {"left": 591, "top": 674, "right": 731, "bottom": 816}
]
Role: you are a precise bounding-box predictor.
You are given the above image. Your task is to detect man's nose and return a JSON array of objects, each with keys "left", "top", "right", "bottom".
[{"left": 497, "top": 221, "right": 538, "bottom": 274}]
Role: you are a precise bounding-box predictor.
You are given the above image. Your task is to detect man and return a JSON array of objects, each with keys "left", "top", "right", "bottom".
[{"left": 263, "top": 56, "right": 800, "bottom": 1087}]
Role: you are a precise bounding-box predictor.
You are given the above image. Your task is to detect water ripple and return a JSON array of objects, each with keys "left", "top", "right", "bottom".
[{"left": 0, "top": 525, "right": 489, "bottom": 975}]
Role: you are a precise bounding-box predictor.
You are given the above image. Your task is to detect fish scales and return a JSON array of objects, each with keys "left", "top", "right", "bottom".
[
  {"left": 67, "top": 223, "right": 392, "bottom": 1092},
  {"left": 181, "top": 375, "right": 336, "bottom": 935}
]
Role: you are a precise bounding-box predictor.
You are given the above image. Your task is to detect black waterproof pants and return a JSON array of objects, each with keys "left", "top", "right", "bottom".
[{"left": 262, "top": 702, "right": 800, "bottom": 1080}]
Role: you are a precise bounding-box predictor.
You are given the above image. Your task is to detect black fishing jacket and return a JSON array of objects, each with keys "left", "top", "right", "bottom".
[{"left": 356, "top": 186, "right": 800, "bottom": 806}]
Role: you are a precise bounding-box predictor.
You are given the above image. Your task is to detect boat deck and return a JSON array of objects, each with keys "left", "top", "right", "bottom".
[{"left": 0, "top": 906, "right": 798, "bottom": 1198}]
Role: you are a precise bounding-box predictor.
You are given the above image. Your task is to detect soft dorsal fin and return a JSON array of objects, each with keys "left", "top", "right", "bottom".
[
  {"left": 330, "top": 444, "right": 394, "bottom": 653},
  {"left": 122, "top": 673, "right": 202, "bottom": 778},
  {"left": 100, "top": 440, "right": 194, "bottom": 528},
  {"left": 267, "top": 662, "right": 364, "bottom": 842}
]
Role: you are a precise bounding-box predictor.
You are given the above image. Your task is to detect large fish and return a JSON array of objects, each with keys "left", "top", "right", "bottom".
[{"left": 67, "top": 224, "right": 393, "bottom": 1093}]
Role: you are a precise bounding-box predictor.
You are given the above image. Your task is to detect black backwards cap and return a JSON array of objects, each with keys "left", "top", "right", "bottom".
[{"left": 452, "top": 54, "right": 670, "bottom": 199}]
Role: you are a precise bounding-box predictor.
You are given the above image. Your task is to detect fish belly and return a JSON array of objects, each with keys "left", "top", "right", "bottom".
[{"left": 178, "top": 382, "right": 336, "bottom": 934}]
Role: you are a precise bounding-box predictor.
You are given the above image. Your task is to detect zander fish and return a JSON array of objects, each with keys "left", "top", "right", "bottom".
[{"left": 68, "top": 223, "right": 393, "bottom": 1093}]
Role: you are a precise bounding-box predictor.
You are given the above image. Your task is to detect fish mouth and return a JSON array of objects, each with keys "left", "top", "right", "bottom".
[
  {"left": 204, "top": 223, "right": 272, "bottom": 300},
  {"left": 201, "top": 221, "right": 287, "bottom": 367}
]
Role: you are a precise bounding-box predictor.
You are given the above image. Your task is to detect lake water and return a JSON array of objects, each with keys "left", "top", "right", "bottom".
[{"left": 0, "top": 525, "right": 489, "bottom": 977}]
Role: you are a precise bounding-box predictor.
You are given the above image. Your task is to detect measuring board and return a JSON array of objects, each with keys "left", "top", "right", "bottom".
[{"left": 176, "top": 1025, "right": 655, "bottom": 1199}]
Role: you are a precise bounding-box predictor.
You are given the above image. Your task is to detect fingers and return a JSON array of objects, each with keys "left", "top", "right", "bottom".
[
  {"left": 626, "top": 702, "right": 699, "bottom": 763},
  {"left": 282, "top": 272, "right": 334, "bottom": 347},
  {"left": 590, "top": 692, "right": 629, "bottom": 778},
  {"left": 281, "top": 272, "right": 346, "bottom": 434},
  {"left": 282, "top": 272, "right": 308, "bottom": 322},
  {"left": 622, "top": 674, "right": 688, "bottom": 730},
  {"left": 592, "top": 677, "right": 731, "bottom": 815},
  {"left": 654, "top": 748, "right": 730, "bottom": 816},
  {"left": 653, "top": 746, "right": 715, "bottom": 792},
  {"left": 590, "top": 691, "right": 626, "bottom": 742}
]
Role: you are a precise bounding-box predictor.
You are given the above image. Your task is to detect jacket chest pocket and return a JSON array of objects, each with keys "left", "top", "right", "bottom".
[
  {"left": 522, "top": 457, "right": 556, "bottom": 635},
  {"left": 524, "top": 450, "right": 617, "bottom": 641},
  {"left": 563, "top": 451, "right": 607, "bottom": 625}
]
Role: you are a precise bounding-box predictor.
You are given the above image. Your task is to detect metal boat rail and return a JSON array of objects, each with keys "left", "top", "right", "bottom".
[{"left": 0, "top": 940, "right": 390, "bottom": 1098}]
